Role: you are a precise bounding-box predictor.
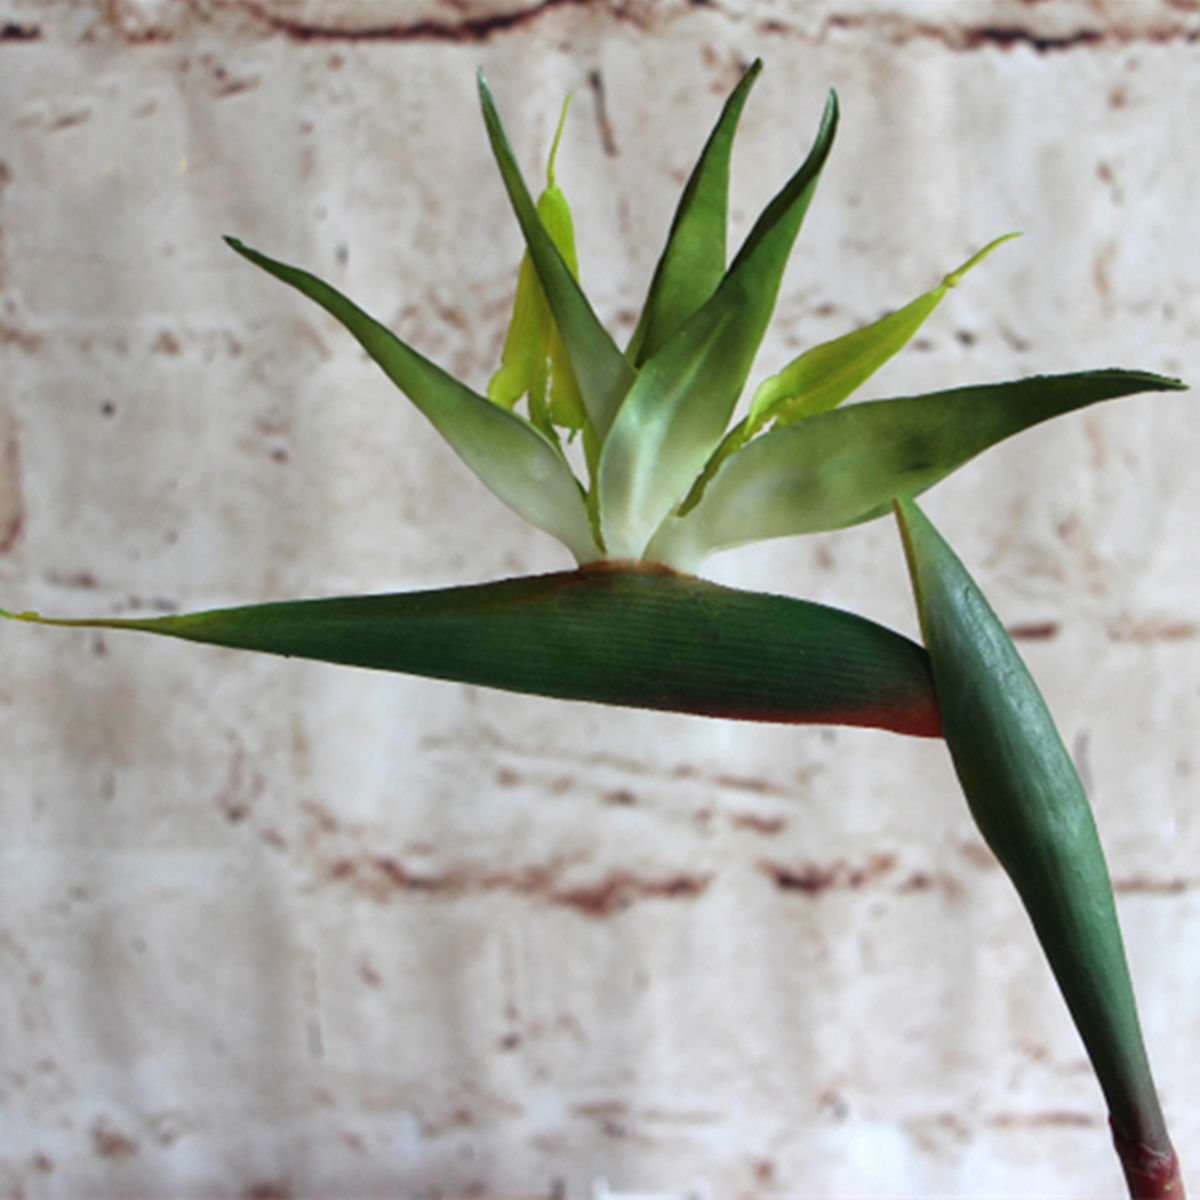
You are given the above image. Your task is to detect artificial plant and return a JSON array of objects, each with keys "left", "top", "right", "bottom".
[{"left": 2, "top": 62, "right": 1186, "bottom": 1194}]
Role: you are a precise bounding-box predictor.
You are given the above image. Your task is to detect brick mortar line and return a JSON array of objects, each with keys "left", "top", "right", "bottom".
[{"left": 4, "top": 2, "right": 1199, "bottom": 49}]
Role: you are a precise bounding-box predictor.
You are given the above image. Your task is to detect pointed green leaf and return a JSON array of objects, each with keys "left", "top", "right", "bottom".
[
  {"left": 537, "top": 181, "right": 587, "bottom": 433},
  {"left": 750, "top": 232, "right": 1021, "bottom": 430},
  {"left": 894, "top": 495, "right": 1174, "bottom": 1161},
  {"left": 487, "top": 97, "right": 587, "bottom": 436},
  {"left": 487, "top": 249, "right": 552, "bottom": 416},
  {"left": 599, "top": 91, "right": 839, "bottom": 560},
  {"left": 478, "top": 73, "right": 636, "bottom": 438},
  {"left": 648, "top": 369, "right": 1186, "bottom": 570},
  {"left": 226, "top": 237, "right": 601, "bottom": 563},
  {"left": 4, "top": 567, "right": 941, "bottom": 738},
  {"left": 674, "top": 235, "right": 1016, "bottom": 523},
  {"left": 626, "top": 59, "right": 762, "bottom": 367}
]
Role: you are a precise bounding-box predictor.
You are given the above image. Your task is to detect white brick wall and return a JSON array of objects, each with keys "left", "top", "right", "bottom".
[{"left": 1, "top": 2, "right": 1197, "bottom": 1194}]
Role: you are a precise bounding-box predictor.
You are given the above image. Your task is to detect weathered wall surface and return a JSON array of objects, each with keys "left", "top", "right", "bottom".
[{"left": 1, "top": 1, "right": 1198, "bottom": 1195}]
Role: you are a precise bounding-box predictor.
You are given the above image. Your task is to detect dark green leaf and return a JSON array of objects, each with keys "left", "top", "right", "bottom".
[
  {"left": 600, "top": 91, "right": 839, "bottom": 559},
  {"left": 5, "top": 567, "right": 941, "bottom": 738},
  {"left": 895, "top": 494, "right": 1173, "bottom": 1159},
  {"left": 626, "top": 59, "right": 762, "bottom": 367}
]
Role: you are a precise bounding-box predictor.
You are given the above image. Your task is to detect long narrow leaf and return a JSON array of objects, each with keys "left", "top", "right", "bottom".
[
  {"left": 3, "top": 568, "right": 941, "bottom": 738},
  {"left": 226, "top": 238, "right": 601, "bottom": 563},
  {"left": 625, "top": 59, "right": 762, "bottom": 367},
  {"left": 894, "top": 496, "right": 1180, "bottom": 1194},
  {"left": 749, "top": 232, "right": 1020, "bottom": 429},
  {"left": 478, "top": 73, "right": 636, "bottom": 438},
  {"left": 599, "top": 91, "right": 839, "bottom": 560},
  {"left": 648, "top": 370, "right": 1186, "bottom": 570}
]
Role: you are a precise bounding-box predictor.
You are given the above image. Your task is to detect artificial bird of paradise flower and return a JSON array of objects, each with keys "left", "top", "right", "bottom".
[{"left": 2, "top": 61, "right": 1186, "bottom": 1195}]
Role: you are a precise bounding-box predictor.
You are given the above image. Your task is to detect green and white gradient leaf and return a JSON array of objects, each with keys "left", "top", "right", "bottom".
[
  {"left": 599, "top": 91, "right": 839, "bottom": 561},
  {"left": 648, "top": 369, "right": 1186, "bottom": 570},
  {"left": 479, "top": 73, "right": 635, "bottom": 439},
  {"left": 750, "top": 232, "right": 1021, "bottom": 429},
  {"left": 894, "top": 495, "right": 1179, "bottom": 1183},
  {"left": 626, "top": 59, "right": 762, "bottom": 367},
  {"left": 226, "top": 238, "right": 601, "bottom": 564},
  {"left": 2, "top": 568, "right": 941, "bottom": 739}
]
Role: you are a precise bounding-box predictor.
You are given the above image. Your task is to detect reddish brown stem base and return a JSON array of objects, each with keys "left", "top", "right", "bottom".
[{"left": 1112, "top": 1120, "right": 1185, "bottom": 1199}]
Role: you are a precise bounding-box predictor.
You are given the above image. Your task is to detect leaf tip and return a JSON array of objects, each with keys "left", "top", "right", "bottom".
[
  {"left": 943, "top": 231, "right": 1022, "bottom": 288},
  {"left": 477, "top": 68, "right": 498, "bottom": 117},
  {"left": 547, "top": 93, "right": 572, "bottom": 187},
  {"left": 224, "top": 235, "right": 257, "bottom": 265},
  {"left": 1118, "top": 370, "right": 1189, "bottom": 393},
  {"left": 1, "top": 606, "right": 45, "bottom": 624}
]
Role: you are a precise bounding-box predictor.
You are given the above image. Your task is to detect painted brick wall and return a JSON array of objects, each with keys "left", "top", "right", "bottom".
[{"left": 1, "top": 1, "right": 1197, "bottom": 1195}]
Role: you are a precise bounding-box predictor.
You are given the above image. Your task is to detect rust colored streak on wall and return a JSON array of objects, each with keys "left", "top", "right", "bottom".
[
  {"left": 0, "top": 22, "right": 42, "bottom": 40},
  {"left": 242, "top": 0, "right": 595, "bottom": 43},
  {"left": 322, "top": 852, "right": 711, "bottom": 915},
  {"left": 987, "top": 1109, "right": 1102, "bottom": 1128},
  {"left": 587, "top": 69, "right": 619, "bottom": 157},
  {"left": 960, "top": 25, "right": 1105, "bottom": 51},
  {"left": 90, "top": 1121, "right": 138, "bottom": 1161},
  {"left": 554, "top": 870, "right": 710, "bottom": 916},
  {"left": 728, "top": 812, "right": 787, "bottom": 835},
  {"left": 1108, "top": 618, "right": 1199, "bottom": 642},
  {"left": 0, "top": 409, "right": 25, "bottom": 556},
  {"left": 821, "top": 12, "right": 1200, "bottom": 50},
  {"left": 1114, "top": 876, "right": 1196, "bottom": 895},
  {"left": 1007, "top": 621, "right": 1060, "bottom": 641},
  {"left": 761, "top": 852, "right": 898, "bottom": 895}
]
